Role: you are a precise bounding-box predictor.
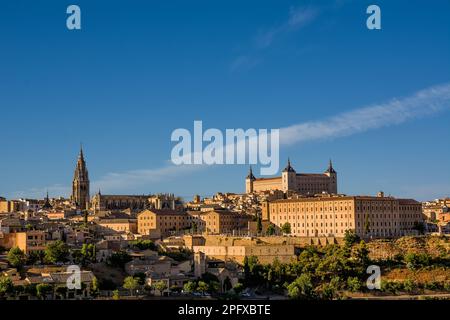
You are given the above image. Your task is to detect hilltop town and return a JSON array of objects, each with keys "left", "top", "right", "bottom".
[{"left": 0, "top": 148, "right": 449, "bottom": 300}]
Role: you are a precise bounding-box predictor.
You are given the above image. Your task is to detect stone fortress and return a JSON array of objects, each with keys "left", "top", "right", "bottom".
[{"left": 246, "top": 158, "right": 337, "bottom": 195}]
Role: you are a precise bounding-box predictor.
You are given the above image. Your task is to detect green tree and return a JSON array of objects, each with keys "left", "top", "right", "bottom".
[
  {"left": 44, "top": 240, "right": 69, "bottom": 264},
  {"left": 91, "top": 277, "right": 99, "bottom": 297},
  {"left": 123, "top": 276, "right": 139, "bottom": 296},
  {"left": 183, "top": 281, "right": 197, "bottom": 294},
  {"left": 26, "top": 250, "right": 44, "bottom": 265},
  {"left": 0, "top": 276, "right": 13, "bottom": 297},
  {"left": 404, "top": 253, "right": 431, "bottom": 270},
  {"left": 153, "top": 280, "right": 168, "bottom": 296},
  {"left": 112, "top": 289, "right": 120, "bottom": 300},
  {"left": 36, "top": 283, "right": 53, "bottom": 300},
  {"left": 354, "top": 240, "right": 370, "bottom": 267},
  {"left": 319, "top": 276, "right": 341, "bottom": 300},
  {"left": 320, "top": 283, "right": 337, "bottom": 300},
  {"left": 209, "top": 281, "right": 220, "bottom": 293},
  {"left": 7, "top": 247, "right": 26, "bottom": 269},
  {"left": 130, "top": 239, "right": 156, "bottom": 251},
  {"left": 403, "top": 279, "right": 417, "bottom": 293},
  {"left": 346, "top": 277, "right": 362, "bottom": 292},
  {"left": 344, "top": 230, "right": 360, "bottom": 247},
  {"left": 233, "top": 282, "right": 244, "bottom": 294},
  {"left": 197, "top": 281, "right": 209, "bottom": 294},
  {"left": 266, "top": 224, "right": 275, "bottom": 236},
  {"left": 281, "top": 222, "right": 291, "bottom": 235},
  {"left": 107, "top": 251, "right": 132, "bottom": 270},
  {"left": 287, "top": 274, "right": 315, "bottom": 299},
  {"left": 80, "top": 243, "right": 96, "bottom": 263}
]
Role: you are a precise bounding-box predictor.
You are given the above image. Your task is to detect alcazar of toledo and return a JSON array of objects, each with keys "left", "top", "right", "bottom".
[{"left": 246, "top": 158, "right": 337, "bottom": 195}]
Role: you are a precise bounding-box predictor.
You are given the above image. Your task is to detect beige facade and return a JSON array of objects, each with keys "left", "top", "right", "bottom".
[
  {"left": 246, "top": 159, "right": 337, "bottom": 195},
  {"left": 91, "top": 194, "right": 149, "bottom": 211},
  {"left": 193, "top": 244, "right": 296, "bottom": 264},
  {"left": 0, "top": 200, "right": 23, "bottom": 213},
  {"left": 422, "top": 198, "right": 450, "bottom": 222},
  {"left": 0, "top": 230, "right": 46, "bottom": 253},
  {"left": 91, "top": 193, "right": 181, "bottom": 212},
  {"left": 188, "top": 210, "right": 252, "bottom": 235},
  {"left": 262, "top": 194, "right": 423, "bottom": 238},
  {"left": 137, "top": 209, "right": 192, "bottom": 237},
  {"left": 96, "top": 219, "right": 138, "bottom": 234}
]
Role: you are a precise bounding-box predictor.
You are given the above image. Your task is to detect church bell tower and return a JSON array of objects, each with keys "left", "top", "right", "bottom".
[{"left": 72, "top": 145, "right": 90, "bottom": 210}]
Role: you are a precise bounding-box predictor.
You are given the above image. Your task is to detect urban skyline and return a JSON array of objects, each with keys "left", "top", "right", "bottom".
[{"left": 1, "top": 0, "right": 450, "bottom": 201}]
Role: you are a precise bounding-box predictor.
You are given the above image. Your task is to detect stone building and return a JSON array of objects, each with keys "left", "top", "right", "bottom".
[
  {"left": 262, "top": 193, "right": 424, "bottom": 238},
  {"left": 0, "top": 230, "right": 46, "bottom": 254},
  {"left": 246, "top": 159, "right": 337, "bottom": 195},
  {"left": 188, "top": 210, "right": 252, "bottom": 235},
  {"left": 193, "top": 244, "right": 296, "bottom": 264},
  {"left": 71, "top": 146, "right": 90, "bottom": 210},
  {"left": 91, "top": 192, "right": 182, "bottom": 212},
  {"left": 137, "top": 209, "right": 192, "bottom": 238}
]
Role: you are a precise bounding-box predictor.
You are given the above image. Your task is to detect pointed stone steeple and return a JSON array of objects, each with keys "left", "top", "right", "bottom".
[
  {"left": 72, "top": 145, "right": 90, "bottom": 210},
  {"left": 282, "top": 158, "right": 296, "bottom": 173},
  {"left": 42, "top": 190, "right": 52, "bottom": 210},
  {"left": 246, "top": 166, "right": 256, "bottom": 180},
  {"left": 325, "top": 159, "right": 336, "bottom": 174}
]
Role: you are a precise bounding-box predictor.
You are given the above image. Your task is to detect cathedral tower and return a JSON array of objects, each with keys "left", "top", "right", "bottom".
[{"left": 72, "top": 145, "right": 90, "bottom": 210}]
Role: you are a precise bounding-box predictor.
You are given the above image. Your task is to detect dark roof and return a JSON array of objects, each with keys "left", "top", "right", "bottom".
[{"left": 282, "top": 159, "right": 296, "bottom": 173}]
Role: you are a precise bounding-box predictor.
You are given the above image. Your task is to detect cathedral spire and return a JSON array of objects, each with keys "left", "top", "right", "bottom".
[
  {"left": 42, "top": 190, "right": 52, "bottom": 210},
  {"left": 246, "top": 165, "right": 256, "bottom": 180},
  {"left": 72, "top": 145, "right": 90, "bottom": 210},
  {"left": 79, "top": 143, "right": 84, "bottom": 160}
]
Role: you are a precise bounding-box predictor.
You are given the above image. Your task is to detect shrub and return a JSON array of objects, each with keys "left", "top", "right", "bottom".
[{"left": 347, "top": 277, "right": 363, "bottom": 292}]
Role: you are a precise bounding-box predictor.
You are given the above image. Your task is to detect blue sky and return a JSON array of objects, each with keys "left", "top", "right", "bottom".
[{"left": 1, "top": 0, "right": 449, "bottom": 201}]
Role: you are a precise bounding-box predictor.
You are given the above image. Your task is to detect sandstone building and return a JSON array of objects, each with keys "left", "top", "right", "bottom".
[
  {"left": 188, "top": 210, "right": 252, "bottom": 235},
  {"left": 262, "top": 193, "right": 423, "bottom": 238},
  {"left": 137, "top": 209, "right": 192, "bottom": 238},
  {"left": 91, "top": 192, "right": 182, "bottom": 212},
  {"left": 246, "top": 159, "right": 337, "bottom": 195},
  {"left": 71, "top": 146, "right": 90, "bottom": 210}
]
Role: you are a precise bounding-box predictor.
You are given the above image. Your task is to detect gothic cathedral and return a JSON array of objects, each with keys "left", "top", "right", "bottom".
[{"left": 71, "top": 146, "right": 90, "bottom": 210}]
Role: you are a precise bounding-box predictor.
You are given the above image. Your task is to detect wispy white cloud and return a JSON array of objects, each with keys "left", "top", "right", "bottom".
[
  {"left": 279, "top": 83, "right": 450, "bottom": 145},
  {"left": 11, "top": 184, "right": 70, "bottom": 200},
  {"left": 230, "top": 55, "right": 262, "bottom": 73},
  {"left": 95, "top": 82, "right": 450, "bottom": 193},
  {"left": 90, "top": 162, "right": 206, "bottom": 194},
  {"left": 231, "top": 6, "right": 320, "bottom": 72},
  {"left": 255, "top": 6, "right": 319, "bottom": 49},
  {"left": 10, "top": 82, "right": 450, "bottom": 198}
]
